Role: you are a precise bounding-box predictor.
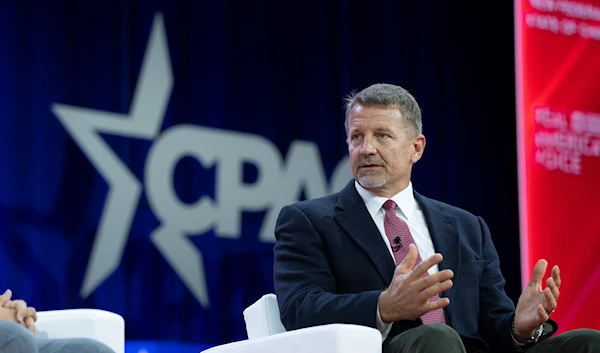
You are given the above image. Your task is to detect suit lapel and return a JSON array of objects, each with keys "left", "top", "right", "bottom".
[
  {"left": 415, "top": 191, "right": 460, "bottom": 325},
  {"left": 333, "top": 181, "right": 396, "bottom": 284}
]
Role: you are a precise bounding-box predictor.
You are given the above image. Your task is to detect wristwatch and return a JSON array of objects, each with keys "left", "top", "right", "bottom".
[{"left": 511, "top": 319, "right": 544, "bottom": 345}]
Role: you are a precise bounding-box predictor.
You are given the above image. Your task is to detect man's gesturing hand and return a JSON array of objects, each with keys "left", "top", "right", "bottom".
[
  {"left": 378, "top": 244, "right": 454, "bottom": 323},
  {"left": 514, "top": 259, "right": 560, "bottom": 339}
]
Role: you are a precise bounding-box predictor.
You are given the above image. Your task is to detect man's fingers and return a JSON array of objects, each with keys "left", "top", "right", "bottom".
[
  {"left": 5, "top": 300, "right": 27, "bottom": 309},
  {"left": 409, "top": 252, "right": 443, "bottom": 280},
  {"left": 24, "top": 317, "right": 36, "bottom": 333},
  {"left": 396, "top": 244, "right": 419, "bottom": 275},
  {"left": 0, "top": 289, "right": 12, "bottom": 306},
  {"left": 415, "top": 270, "right": 454, "bottom": 292},
  {"left": 425, "top": 296, "right": 450, "bottom": 313},
  {"left": 552, "top": 266, "right": 561, "bottom": 288},
  {"left": 5, "top": 300, "right": 28, "bottom": 323},
  {"left": 537, "top": 304, "right": 549, "bottom": 322},
  {"left": 419, "top": 279, "right": 454, "bottom": 301},
  {"left": 26, "top": 307, "right": 37, "bottom": 322},
  {"left": 16, "top": 308, "right": 26, "bottom": 323},
  {"left": 529, "top": 259, "right": 548, "bottom": 288},
  {"left": 546, "top": 277, "right": 560, "bottom": 300},
  {"left": 544, "top": 287, "right": 557, "bottom": 312}
]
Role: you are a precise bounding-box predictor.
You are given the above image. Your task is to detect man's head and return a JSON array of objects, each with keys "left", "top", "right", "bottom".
[{"left": 344, "top": 83, "right": 426, "bottom": 197}]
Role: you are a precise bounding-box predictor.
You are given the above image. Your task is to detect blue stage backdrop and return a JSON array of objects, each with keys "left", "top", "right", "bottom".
[{"left": 0, "top": 0, "right": 519, "bottom": 347}]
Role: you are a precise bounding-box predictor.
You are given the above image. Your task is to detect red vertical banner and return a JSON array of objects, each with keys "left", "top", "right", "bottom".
[{"left": 515, "top": 0, "right": 600, "bottom": 333}]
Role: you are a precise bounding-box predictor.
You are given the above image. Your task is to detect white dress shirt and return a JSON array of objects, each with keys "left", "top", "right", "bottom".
[{"left": 354, "top": 181, "right": 439, "bottom": 340}]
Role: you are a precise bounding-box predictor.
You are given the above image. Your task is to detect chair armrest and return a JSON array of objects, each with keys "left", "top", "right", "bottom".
[
  {"left": 34, "top": 309, "right": 125, "bottom": 353},
  {"left": 202, "top": 324, "right": 382, "bottom": 353},
  {"left": 243, "top": 293, "right": 286, "bottom": 338}
]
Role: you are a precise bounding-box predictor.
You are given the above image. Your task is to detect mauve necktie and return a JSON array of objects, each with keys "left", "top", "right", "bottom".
[{"left": 383, "top": 199, "right": 446, "bottom": 324}]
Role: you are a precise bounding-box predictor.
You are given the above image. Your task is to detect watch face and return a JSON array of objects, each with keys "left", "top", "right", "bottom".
[
  {"left": 535, "top": 324, "right": 545, "bottom": 338},
  {"left": 511, "top": 320, "right": 544, "bottom": 344}
]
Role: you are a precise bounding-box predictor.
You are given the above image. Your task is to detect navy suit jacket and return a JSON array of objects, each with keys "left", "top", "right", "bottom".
[{"left": 274, "top": 180, "right": 556, "bottom": 353}]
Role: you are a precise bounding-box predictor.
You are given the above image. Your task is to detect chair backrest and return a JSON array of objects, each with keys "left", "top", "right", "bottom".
[{"left": 243, "top": 293, "right": 287, "bottom": 339}]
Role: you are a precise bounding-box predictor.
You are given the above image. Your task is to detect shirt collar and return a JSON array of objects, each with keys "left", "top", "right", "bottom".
[{"left": 354, "top": 180, "right": 416, "bottom": 219}]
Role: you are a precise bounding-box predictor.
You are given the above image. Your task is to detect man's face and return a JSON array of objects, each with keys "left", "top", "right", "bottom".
[{"left": 346, "top": 104, "right": 425, "bottom": 197}]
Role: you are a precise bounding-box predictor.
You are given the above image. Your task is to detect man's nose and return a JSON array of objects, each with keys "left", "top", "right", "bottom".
[{"left": 360, "top": 136, "right": 377, "bottom": 155}]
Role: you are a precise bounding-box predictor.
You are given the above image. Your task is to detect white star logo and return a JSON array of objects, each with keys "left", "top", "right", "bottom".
[{"left": 52, "top": 13, "right": 210, "bottom": 307}]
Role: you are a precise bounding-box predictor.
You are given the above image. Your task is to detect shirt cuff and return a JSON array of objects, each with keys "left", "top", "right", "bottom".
[{"left": 376, "top": 302, "right": 393, "bottom": 333}]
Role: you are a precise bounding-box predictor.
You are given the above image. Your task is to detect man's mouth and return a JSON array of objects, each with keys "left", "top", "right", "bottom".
[{"left": 359, "top": 164, "right": 382, "bottom": 170}]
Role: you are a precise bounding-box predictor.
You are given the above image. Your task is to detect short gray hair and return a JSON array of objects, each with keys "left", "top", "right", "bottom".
[{"left": 343, "top": 83, "right": 423, "bottom": 135}]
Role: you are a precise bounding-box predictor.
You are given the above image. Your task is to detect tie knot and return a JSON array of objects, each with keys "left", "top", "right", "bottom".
[{"left": 383, "top": 200, "right": 397, "bottom": 212}]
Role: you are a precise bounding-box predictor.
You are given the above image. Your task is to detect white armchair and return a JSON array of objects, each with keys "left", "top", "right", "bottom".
[
  {"left": 202, "top": 293, "right": 382, "bottom": 353},
  {"left": 34, "top": 309, "right": 125, "bottom": 353}
]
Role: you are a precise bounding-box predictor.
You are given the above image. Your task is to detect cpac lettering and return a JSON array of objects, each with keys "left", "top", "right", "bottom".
[{"left": 145, "top": 124, "right": 351, "bottom": 242}]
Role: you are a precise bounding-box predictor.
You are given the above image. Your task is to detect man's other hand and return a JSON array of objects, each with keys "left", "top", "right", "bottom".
[{"left": 514, "top": 259, "right": 560, "bottom": 339}]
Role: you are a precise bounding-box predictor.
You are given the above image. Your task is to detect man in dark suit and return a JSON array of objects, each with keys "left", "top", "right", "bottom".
[{"left": 273, "top": 83, "right": 600, "bottom": 352}]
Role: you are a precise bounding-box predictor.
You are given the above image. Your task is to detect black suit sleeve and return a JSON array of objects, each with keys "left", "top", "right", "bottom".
[
  {"left": 273, "top": 205, "right": 382, "bottom": 331},
  {"left": 476, "top": 216, "right": 520, "bottom": 352},
  {"left": 477, "top": 217, "right": 559, "bottom": 352}
]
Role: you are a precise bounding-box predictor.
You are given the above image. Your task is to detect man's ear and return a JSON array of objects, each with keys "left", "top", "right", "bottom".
[{"left": 412, "top": 134, "right": 426, "bottom": 163}]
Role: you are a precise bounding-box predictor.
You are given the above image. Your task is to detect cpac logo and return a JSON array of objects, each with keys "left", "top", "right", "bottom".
[{"left": 51, "top": 13, "right": 351, "bottom": 308}]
